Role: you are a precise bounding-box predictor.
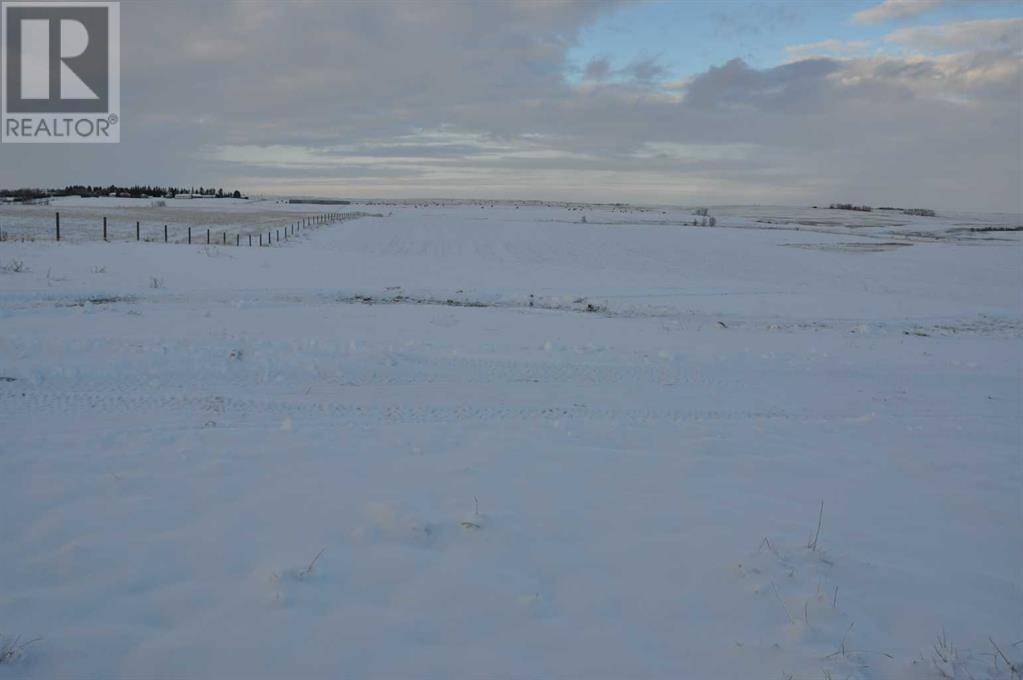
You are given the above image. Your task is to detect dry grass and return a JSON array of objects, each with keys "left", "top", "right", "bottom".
[
  {"left": 298, "top": 547, "right": 326, "bottom": 579},
  {"left": 1, "top": 258, "right": 26, "bottom": 273},
  {"left": 0, "top": 633, "right": 41, "bottom": 665}
]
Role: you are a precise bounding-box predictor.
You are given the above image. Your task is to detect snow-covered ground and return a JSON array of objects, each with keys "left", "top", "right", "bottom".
[
  {"left": 1, "top": 200, "right": 1020, "bottom": 679},
  {"left": 0, "top": 196, "right": 364, "bottom": 244}
]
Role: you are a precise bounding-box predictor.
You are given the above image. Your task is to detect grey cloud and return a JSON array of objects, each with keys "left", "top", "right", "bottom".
[
  {"left": 624, "top": 58, "right": 667, "bottom": 83},
  {"left": 0, "top": 0, "right": 1019, "bottom": 212},
  {"left": 583, "top": 58, "right": 612, "bottom": 81},
  {"left": 681, "top": 58, "right": 841, "bottom": 111}
]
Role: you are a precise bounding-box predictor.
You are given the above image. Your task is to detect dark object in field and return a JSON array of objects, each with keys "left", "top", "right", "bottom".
[
  {"left": 951, "top": 225, "right": 1023, "bottom": 233},
  {"left": 829, "top": 203, "right": 872, "bottom": 212}
]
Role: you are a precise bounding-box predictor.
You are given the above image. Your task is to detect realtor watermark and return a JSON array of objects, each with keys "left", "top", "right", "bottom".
[{"left": 2, "top": 1, "right": 119, "bottom": 143}]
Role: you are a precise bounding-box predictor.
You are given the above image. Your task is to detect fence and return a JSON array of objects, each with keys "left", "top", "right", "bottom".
[{"left": 0, "top": 211, "right": 370, "bottom": 245}]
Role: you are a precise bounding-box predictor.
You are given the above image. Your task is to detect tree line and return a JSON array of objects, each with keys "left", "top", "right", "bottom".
[{"left": 0, "top": 185, "right": 245, "bottom": 201}]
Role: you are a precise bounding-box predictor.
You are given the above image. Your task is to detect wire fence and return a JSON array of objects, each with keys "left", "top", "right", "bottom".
[{"left": 0, "top": 211, "right": 374, "bottom": 246}]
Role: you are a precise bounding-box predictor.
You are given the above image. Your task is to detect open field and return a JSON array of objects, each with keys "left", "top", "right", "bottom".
[
  {"left": 0, "top": 197, "right": 363, "bottom": 244},
  {"left": 1, "top": 199, "right": 1020, "bottom": 679},
  {"left": 1, "top": 196, "right": 1019, "bottom": 245}
]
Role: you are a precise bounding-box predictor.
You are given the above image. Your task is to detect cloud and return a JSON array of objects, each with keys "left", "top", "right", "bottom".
[
  {"left": 583, "top": 57, "right": 612, "bottom": 81},
  {"left": 885, "top": 17, "right": 1023, "bottom": 52},
  {"left": 681, "top": 57, "right": 841, "bottom": 112},
  {"left": 0, "top": 1, "right": 1019, "bottom": 211},
  {"left": 624, "top": 57, "right": 667, "bottom": 83},
  {"left": 785, "top": 39, "right": 873, "bottom": 61},
  {"left": 854, "top": 0, "right": 949, "bottom": 25},
  {"left": 580, "top": 56, "right": 666, "bottom": 83}
]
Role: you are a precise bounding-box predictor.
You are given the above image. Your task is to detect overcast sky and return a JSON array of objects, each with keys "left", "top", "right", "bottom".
[{"left": 1, "top": 0, "right": 1020, "bottom": 211}]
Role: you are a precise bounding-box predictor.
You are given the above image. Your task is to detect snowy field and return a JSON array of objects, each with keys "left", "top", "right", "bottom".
[
  {"left": 0, "top": 196, "right": 364, "bottom": 244},
  {"left": 1, "top": 199, "right": 1020, "bottom": 679}
]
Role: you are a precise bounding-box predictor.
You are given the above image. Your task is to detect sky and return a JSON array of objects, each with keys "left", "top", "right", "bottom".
[{"left": 1, "top": 0, "right": 1020, "bottom": 211}]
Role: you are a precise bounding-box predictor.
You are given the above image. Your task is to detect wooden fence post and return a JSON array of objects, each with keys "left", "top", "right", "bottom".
[
  {"left": 249, "top": 234, "right": 252, "bottom": 247},
  {"left": 188, "top": 227, "right": 191, "bottom": 244},
  {"left": 56, "top": 212, "right": 60, "bottom": 241},
  {"left": 222, "top": 232, "right": 226, "bottom": 245},
  {"left": 236, "top": 234, "right": 239, "bottom": 246},
  {"left": 206, "top": 229, "right": 210, "bottom": 245},
  {"left": 164, "top": 225, "right": 168, "bottom": 243},
  {"left": 136, "top": 221, "right": 140, "bottom": 241},
  {"left": 103, "top": 217, "right": 107, "bottom": 241}
]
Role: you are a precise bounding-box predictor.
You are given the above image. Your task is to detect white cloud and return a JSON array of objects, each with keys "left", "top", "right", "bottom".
[
  {"left": 785, "top": 39, "right": 873, "bottom": 61},
  {"left": 885, "top": 17, "right": 1023, "bottom": 53},
  {"left": 854, "top": 0, "right": 948, "bottom": 25}
]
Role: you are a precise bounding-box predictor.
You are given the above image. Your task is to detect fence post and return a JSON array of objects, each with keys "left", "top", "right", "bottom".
[
  {"left": 249, "top": 234, "right": 252, "bottom": 247},
  {"left": 136, "top": 221, "right": 140, "bottom": 241},
  {"left": 236, "top": 234, "right": 239, "bottom": 246},
  {"left": 222, "top": 232, "right": 226, "bottom": 245},
  {"left": 188, "top": 227, "right": 191, "bottom": 244},
  {"left": 56, "top": 212, "right": 60, "bottom": 241},
  {"left": 206, "top": 229, "right": 210, "bottom": 245},
  {"left": 164, "top": 225, "right": 168, "bottom": 243},
  {"left": 103, "top": 217, "right": 107, "bottom": 241},
  {"left": 276, "top": 229, "right": 280, "bottom": 242},
  {"left": 259, "top": 234, "right": 263, "bottom": 246}
]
